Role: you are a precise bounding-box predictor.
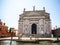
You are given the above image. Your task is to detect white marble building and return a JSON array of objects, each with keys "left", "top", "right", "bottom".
[{"left": 18, "top": 7, "right": 51, "bottom": 37}]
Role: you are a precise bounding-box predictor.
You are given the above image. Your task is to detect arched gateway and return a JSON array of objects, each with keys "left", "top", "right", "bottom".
[{"left": 31, "top": 24, "right": 37, "bottom": 34}]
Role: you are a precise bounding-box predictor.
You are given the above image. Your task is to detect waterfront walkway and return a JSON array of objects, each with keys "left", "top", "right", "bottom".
[
  {"left": 0, "top": 37, "right": 60, "bottom": 42},
  {"left": 0, "top": 37, "right": 18, "bottom": 41}
]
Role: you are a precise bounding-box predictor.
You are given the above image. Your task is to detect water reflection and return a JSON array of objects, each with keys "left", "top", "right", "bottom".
[
  {"left": 1, "top": 41, "right": 17, "bottom": 45},
  {"left": 0, "top": 40, "right": 60, "bottom": 45}
]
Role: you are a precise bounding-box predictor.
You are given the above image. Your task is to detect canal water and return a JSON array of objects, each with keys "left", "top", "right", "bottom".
[{"left": 0, "top": 41, "right": 60, "bottom": 45}]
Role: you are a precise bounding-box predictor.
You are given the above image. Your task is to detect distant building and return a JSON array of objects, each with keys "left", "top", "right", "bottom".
[
  {"left": 52, "top": 28, "right": 60, "bottom": 37},
  {"left": 15, "top": 29, "right": 18, "bottom": 36},
  {"left": 0, "top": 19, "right": 9, "bottom": 37},
  {"left": 9, "top": 28, "right": 16, "bottom": 37},
  {"left": 9, "top": 28, "right": 17, "bottom": 36},
  {"left": 0, "top": 19, "right": 16, "bottom": 37},
  {"left": 18, "top": 7, "right": 51, "bottom": 38}
]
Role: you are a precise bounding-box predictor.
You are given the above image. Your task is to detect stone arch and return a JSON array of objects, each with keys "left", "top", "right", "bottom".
[{"left": 31, "top": 23, "right": 37, "bottom": 34}]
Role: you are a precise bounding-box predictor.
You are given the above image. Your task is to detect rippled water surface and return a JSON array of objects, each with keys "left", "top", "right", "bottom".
[{"left": 0, "top": 41, "right": 60, "bottom": 45}]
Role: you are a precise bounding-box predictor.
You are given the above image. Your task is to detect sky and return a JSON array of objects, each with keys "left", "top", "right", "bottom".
[{"left": 0, "top": 0, "right": 60, "bottom": 29}]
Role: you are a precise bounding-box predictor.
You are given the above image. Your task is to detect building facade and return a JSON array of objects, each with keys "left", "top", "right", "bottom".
[
  {"left": 52, "top": 28, "right": 60, "bottom": 37},
  {"left": 0, "top": 19, "right": 9, "bottom": 37},
  {"left": 0, "top": 19, "right": 16, "bottom": 37},
  {"left": 18, "top": 7, "right": 51, "bottom": 37}
]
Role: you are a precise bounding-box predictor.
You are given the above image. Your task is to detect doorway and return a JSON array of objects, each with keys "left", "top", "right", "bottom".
[{"left": 31, "top": 23, "right": 37, "bottom": 34}]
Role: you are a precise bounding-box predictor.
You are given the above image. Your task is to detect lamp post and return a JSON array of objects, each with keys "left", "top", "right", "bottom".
[
  {"left": 0, "top": 19, "right": 2, "bottom": 45},
  {"left": 56, "top": 26, "right": 59, "bottom": 41},
  {"left": 0, "top": 26, "right": 1, "bottom": 38},
  {"left": 10, "top": 28, "right": 13, "bottom": 45},
  {"left": 0, "top": 27, "right": 1, "bottom": 45}
]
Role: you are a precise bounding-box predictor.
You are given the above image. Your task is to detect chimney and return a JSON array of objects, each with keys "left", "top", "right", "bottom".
[
  {"left": 0, "top": 19, "right": 1, "bottom": 22},
  {"left": 4, "top": 23, "right": 5, "bottom": 25},
  {"left": 0, "top": 19, "right": 2, "bottom": 25}
]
